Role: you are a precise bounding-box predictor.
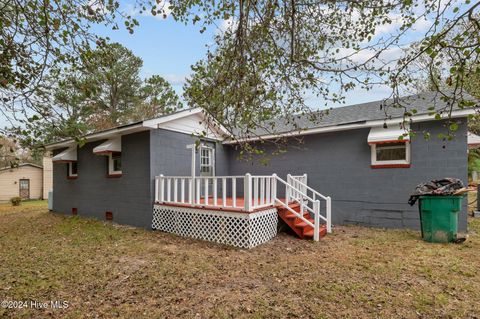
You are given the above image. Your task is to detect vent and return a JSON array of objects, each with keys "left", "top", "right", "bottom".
[
  {"left": 105, "top": 211, "right": 113, "bottom": 221},
  {"left": 72, "top": 208, "right": 77, "bottom": 216}
]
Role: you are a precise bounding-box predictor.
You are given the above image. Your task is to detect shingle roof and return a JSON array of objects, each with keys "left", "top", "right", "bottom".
[{"left": 243, "top": 91, "right": 477, "bottom": 136}]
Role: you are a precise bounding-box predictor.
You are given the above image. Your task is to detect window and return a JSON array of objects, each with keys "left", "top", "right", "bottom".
[
  {"left": 371, "top": 142, "right": 410, "bottom": 168},
  {"left": 67, "top": 162, "right": 78, "bottom": 178},
  {"left": 200, "top": 147, "right": 214, "bottom": 175},
  {"left": 108, "top": 153, "right": 122, "bottom": 176}
]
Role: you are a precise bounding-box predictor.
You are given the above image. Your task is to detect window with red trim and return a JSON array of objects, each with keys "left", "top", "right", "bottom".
[{"left": 371, "top": 142, "right": 410, "bottom": 168}]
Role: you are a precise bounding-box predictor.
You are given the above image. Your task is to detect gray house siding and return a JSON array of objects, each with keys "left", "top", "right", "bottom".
[
  {"left": 52, "top": 131, "right": 152, "bottom": 228},
  {"left": 52, "top": 119, "right": 468, "bottom": 232},
  {"left": 226, "top": 120, "right": 468, "bottom": 231},
  {"left": 149, "top": 129, "right": 229, "bottom": 178},
  {"left": 149, "top": 129, "right": 230, "bottom": 202}
]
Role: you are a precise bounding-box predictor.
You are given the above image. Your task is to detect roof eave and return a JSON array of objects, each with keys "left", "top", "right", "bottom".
[
  {"left": 44, "top": 123, "right": 147, "bottom": 151},
  {"left": 223, "top": 108, "right": 476, "bottom": 145}
]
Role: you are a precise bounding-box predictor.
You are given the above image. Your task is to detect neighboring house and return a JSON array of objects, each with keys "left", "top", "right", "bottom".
[
  {"left": 467, "top": 132, "right": 480, "bottom": 181},
  {"left": 42, "top": 155, "right": 53, "bottom": 199},
  {"left": 0, "top": 164, "right": 44, "bottom": 201},
  {"left": 45, "top": 92, "right": 474, "bottom": 248}
]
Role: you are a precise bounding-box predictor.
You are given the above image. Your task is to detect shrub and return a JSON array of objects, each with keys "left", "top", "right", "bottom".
[{"left": 10, "top": 197, "right": 22, "bottom": 206}]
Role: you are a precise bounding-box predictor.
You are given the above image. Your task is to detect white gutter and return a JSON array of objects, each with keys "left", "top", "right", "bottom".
[
  {"left": 44, "top": 123, "right": 145, "bottom": 150},
  {"left": 222, "top": 109, "right": 475, "bottom": 144}
]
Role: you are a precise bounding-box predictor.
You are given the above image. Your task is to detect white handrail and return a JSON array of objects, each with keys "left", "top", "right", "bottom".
[
  {"left": 155, "top": 173, "right": 332, "bottom": 238},
  {"left": 273, "top": 174, "right": 321, "bottom": 241},
  {"left": 289, "top": 174, "right": 332, "bottom": 233},
  {"left": 156, "top": 174, "right": 276, "bottom": 212}
]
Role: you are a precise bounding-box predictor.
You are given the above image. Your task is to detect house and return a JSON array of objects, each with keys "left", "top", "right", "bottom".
[
  {"left": 45, "top": 92, "right": 474, "bottom": 248},
  {"left": 0, "top": 163, "right": 45, "bottom": 201}
]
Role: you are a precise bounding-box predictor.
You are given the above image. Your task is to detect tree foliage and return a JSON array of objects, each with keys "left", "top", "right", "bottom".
[
  {"left": 133, "top": 75, "right": 182, "bottom": 121},
  {"left": 0, "top": 0, "right": 150, "bottom": 128},
  {"left": 0, "top": 136, "right": 41, "bottom": 168},
  {"left": 173, "top": 0, "right": 480, "bottom": 146},
  {"left": 2, "top": 0, "right": 480, "bottom": 156},
  {"left": 23, "top": 43, "right": 181, "bottom": 145}
]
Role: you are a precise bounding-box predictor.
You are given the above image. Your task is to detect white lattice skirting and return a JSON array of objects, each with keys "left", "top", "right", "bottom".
[{"left": 152, "top": 205, "right": 278, "bottom": 249}]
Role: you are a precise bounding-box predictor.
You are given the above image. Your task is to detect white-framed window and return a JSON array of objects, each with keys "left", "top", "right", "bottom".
[
  {"left": 67, "top": 162, "right": 78, "bottom": 178},
  {"left": 199, "top": 146, "right": 214, "bottom": 175},
  {"left": 371, "top": 142, "right": 411, "bottom": 167},
  {"left": 108, "top": 153, "right": 122, "bottom": 176}
]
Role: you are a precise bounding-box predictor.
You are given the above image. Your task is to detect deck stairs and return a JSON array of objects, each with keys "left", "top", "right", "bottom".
[
  {"left": 277, "top": 202, "right": 328, "bottom": 239},
  {"left": 274, "top": 174, "right": 331, "bottom": 241}
]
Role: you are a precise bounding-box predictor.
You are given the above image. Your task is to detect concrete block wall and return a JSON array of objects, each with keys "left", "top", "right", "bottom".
[
  {"left": 225, "top": 120, "right": 468, "bottom": 231},
  {"left": 52, "top": 131, "right": 152, "bottom": 228}
]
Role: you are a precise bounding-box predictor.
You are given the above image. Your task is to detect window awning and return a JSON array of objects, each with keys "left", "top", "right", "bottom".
[
  {"left": 468, "top": 132, "right": 480, "bottom": 149},
  {"left": 52, "top": 147, "right": 77, "bottom": 163},
  {"left": 368, "top": 125, "right": 410, "bottom": 144},
  {"left": 93, "top": 138, "right": 121, "bottom": 155}
]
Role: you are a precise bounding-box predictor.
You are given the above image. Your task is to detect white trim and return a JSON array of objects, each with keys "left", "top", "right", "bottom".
[
  {"left": 142, "top": 108, "right": 203, "bottom": 128},
  {"left": 108, "top": 153, "right": 122, "bottom": 175},
  {"left": 468, "top": 131, "right": 480, "bottom": 148},
  {"left": 144, "top": 108, "right": 228, "bottom": 140},
  {"left": 45, "top": 124, "right": 145, "bottom": 150},
  {"left": 93, "top": 138, "right": 121, "bottom": 154},
  {"left": 68, "top": 162, "right": 78, "bottom": 177},
  {"left": 199, "top": 145, "right": 215, "bottom": 176},
  {"left": 223, "top": 109, "right": 476, "bottom": 144},
  {"left": 46, "top": 109, "right": 228, "bottom": 151},
  {"left": 370, "top": 142, "right": 411, "bottom": 166},
  {"left": 186, "top": 144, "right": 196, "bottom": 178},
  {"left": 368, "top": 125, "right": 410, "bottom": 144},
  {"left": 52, "top": 147, "right": 77, "bottom": 162}
]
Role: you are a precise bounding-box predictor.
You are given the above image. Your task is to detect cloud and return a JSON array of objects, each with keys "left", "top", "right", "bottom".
[
  {"left": 220, "top": 17, "right": 237, "bottom": 31},
  {"left": 163, "top": 74, "right": 188, "bottom": 86},
  {"left": 124, "top": 1, "right": 171, "bottom": 20}
]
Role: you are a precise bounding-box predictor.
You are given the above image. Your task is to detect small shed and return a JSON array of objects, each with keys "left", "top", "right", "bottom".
[{"left": 0, "top": 163, "right": 44, "bottom": 201}]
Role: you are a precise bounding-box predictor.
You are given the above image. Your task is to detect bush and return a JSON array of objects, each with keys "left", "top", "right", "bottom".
[{"left": 10, "top": 197, "right": 22, "bottom": 206}]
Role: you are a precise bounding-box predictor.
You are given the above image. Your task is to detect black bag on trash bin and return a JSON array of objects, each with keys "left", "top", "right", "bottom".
[{"left": 408, "top": 178, "right": 464, "bottom": 206}]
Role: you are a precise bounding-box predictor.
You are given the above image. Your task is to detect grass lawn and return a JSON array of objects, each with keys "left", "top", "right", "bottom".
[{"left": 1, "top": 200, "right": 479, "bottom": 318}]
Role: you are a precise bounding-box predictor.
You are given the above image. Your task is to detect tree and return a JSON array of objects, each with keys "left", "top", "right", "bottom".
[
  {"left": 3, "top": 0, "right": 480, "bottom": 156},
  {"left": 80, "top": 43, "right": 144, "bottom": 128},
  {"left": 0, "top": 0, "right": 158, "bottom": 132},
  {"left": 0, "top": 136, "right": 40, "bottom": 168},
  {"left": 175, "top": 1, "right": 480, "bottom": 148},
  {"left": 133, "top": 75, "right": 182, "bottom": 121},
  {"left": 23, "top": 43, "right": 182, "bottom": 145}
]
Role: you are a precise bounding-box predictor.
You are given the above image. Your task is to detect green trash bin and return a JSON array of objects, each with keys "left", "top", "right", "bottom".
[{"left": 418, "top": 195, "right": 462, "bottom": 243}]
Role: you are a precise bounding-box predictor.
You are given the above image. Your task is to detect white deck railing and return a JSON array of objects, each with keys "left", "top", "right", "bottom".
[
  {"left": 155, "top": 173, "right": 332, "bottom": 241},
  {"left": 155, "top": 174, "right": 276, "bottom": 211},
  {"left": 288, "top": 174, "right": 332, "bottom": 234}
]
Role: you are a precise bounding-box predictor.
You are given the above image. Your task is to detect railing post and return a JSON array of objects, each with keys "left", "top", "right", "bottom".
[
  {"left": 159, "top": 175, "right": 165, "bottom": 202},
  {"left": 244, "top": 173, "right": 252, "bottom": 212},
  {"left": 286, "top": 174, "right": 292, "bottom": 204},
  {"left": 272, "top": 174, "right": 277, "bottom": 201},
  {"left": 155, "top": 176, "right": 159, "bottom": 203},
  {"left": 326, "top": 196, "right": 332, "bottom": 233},
  {"left": 303, "top": 173, "right": 308, "bottom": 195},
  {"left": 188, "top": 178, "right": 193, "bottom": 204},
  {"left": 314, "top": 200, "right": 320, "bottom": 241}
]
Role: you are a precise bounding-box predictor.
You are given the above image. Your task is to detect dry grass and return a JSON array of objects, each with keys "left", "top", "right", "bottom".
[{"left": 0, "top": 200, "right": 479, "bottom": 318}]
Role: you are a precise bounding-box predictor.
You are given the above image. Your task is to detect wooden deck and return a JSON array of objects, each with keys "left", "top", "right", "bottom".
[{"left": 155, "top": 197, "right": 285, "bottom": 213}]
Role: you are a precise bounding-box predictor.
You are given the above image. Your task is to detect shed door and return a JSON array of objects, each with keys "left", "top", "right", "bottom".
[{"left": 19, "top": 179, "right": 30, "bottom": 199}]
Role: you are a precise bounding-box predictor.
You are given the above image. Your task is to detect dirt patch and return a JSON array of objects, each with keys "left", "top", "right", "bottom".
[{"left": 0, "top": 201, "right": 479, "bottom": 318}]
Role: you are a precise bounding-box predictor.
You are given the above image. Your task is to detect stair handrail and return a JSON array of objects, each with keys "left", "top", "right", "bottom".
[
  {"left": 288, "top": 174, "right": 332, "bottom": 233},
  {"left": 273, "top": 174, "right": 321, "bottom": 241}
]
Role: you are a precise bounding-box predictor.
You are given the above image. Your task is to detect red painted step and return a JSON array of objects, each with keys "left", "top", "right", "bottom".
[{"left": 277, "top": 203, "right": 327, "bottom": 240}]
